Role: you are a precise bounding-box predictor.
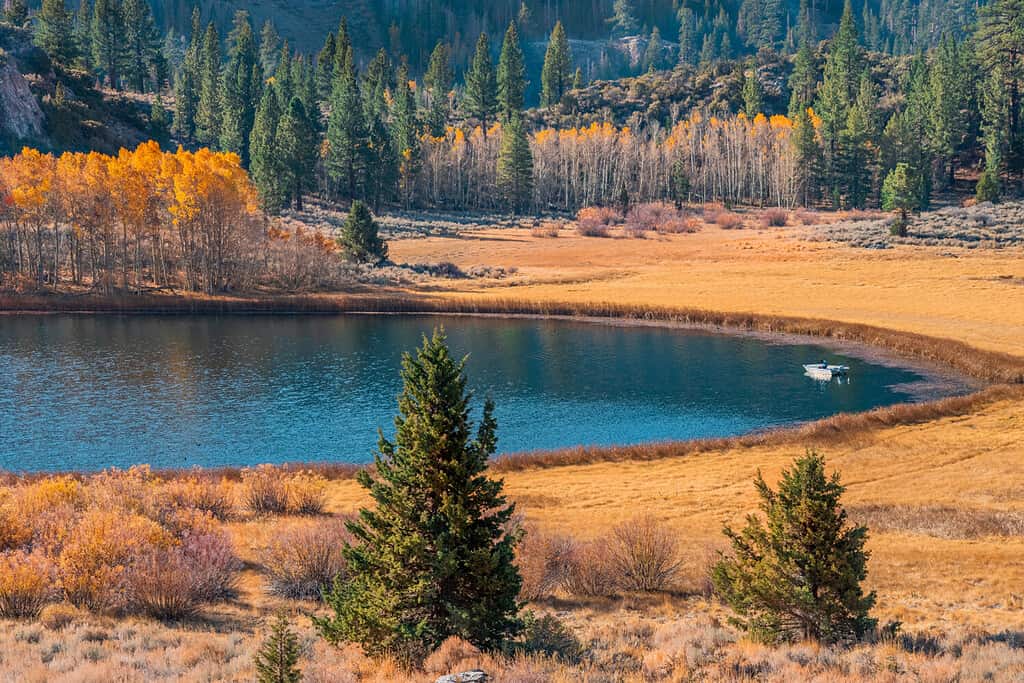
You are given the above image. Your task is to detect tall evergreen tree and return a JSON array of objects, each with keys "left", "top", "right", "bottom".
[
  {"left": 220, "top": 11, "right": 259, "bottom": 162},
  {"left": 975, "top": 0, "right": 1024, "bottom": 176},
  {"left": 249, "top": 85, "right": 286, "bottom": 212},
  {"left": 392, "top": 61, "right": 421, "bottom": 208},
  {"left": 712, "top": 451, "right": 876, "bottom": 644},
  {"left": 35, "top": 0, "right": 77, "bottom": 64},
  {"left": 497, "top": 21, "right": 526, "bottom": 119},
  {"left": 815, "top": 0, "right": 862, "bottom": 204},
  {"left": 272, "top": 41, "right": 294, "bottom": 107},
  {"left": 73, "top": 0, "right": 93, "bottom": 71},
  {"left": 927, "top": 35, "right": 969, "bottom": 188},
  {"left": 607, "top": 0, "right": 639, "bottom": 37},
  {"left": 677, "top": 6, "right": 697, "bottom": 66},
  {"left": 979, "top": 64, "right": 1009, "bottom": 201},
  {"left": 792, "top": 105, "right": 822, "bottom": 205},
  {"left": 254, "top": 614, "right": 302, "bottom": 683},
  {"left": 881, "top": 162, "right": 917, "bottom": 233},
  {"left": 316, "top": 32, "right": 336, "bottom": 101},
  {"left": 643, "top": 27, "right": 663, "bottom": 72},
  {"left": 326, "top": 44, "right": 367, "bottom": 200},
  {"left": 838, "top": 72, "right": 879, "bottom": 208},
  {"left": 91, "top": 0, "right": 124, "bottom": 88},
  {"left": 363, "top": 49, "right": 397, "bottom": 209},
  {"left": 315, "top": 329, "right": 520, "bottom": 664},
  {"left": 787, "top": 39, "right": 817, "bottom": 117},
  {"left": 423, "top": 41, "right": 453, "bottom": 136},
  {"left": 541, "top": 20, "right": 572, "bottom": 107},
  {"left": 743, "top": 61, "right": 763, "bottom": 116},
  {"left": 276, "top": 96, "right": 316, "bottom": 211},
  {"left": 496, "top": 111, "right": 533, "bottom": 214},
  {"left": 4, "top": 0, "right": 29, "bottom": 27},
  {"left": 122, "top": 0, "right": 159, "bottom": 92},
  {"left": 172, "top": 8, "right": 201, "bottom": 139},
  {"left": 194, "top": 22, "right": 222, "bottom": 146},
  {"left": 258, "top": 20, "right": 279, "bottom": 79},
  {"left": 464, "top": 32, "right": 497, "bottom": 136}
]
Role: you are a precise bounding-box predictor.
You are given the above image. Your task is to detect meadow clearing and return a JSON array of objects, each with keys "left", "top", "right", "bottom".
[{"left": 1, "top": 212, "right": 1023, "bottom": 681}]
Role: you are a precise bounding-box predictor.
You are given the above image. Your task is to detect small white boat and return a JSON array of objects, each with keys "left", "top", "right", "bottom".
[{"left": 803, "top": 361, "right": 850, "bottom": 380}]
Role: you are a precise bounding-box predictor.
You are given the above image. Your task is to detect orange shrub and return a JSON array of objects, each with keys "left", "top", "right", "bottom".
[
  {"left": 59, "top": 510, "right": 173, "bottom": 611},
  {"left": 530, "top": 222, "right": 561, "bottom": 238},
  {"left": 85, "top": 466, "right": 155, "bottom": 515},
  {"left": 608, "top": 515, "right": 681, "bottom": 592},
  {"left": 715, "top": 211, "right": 744, "bottom": 229},
  {"left": 794, "top": 209, "right": 820, "bottom": 225},
  {"left": 562, "top": 540, "right": 618, "bottom": 597},
  {"left": 576, "top": 206, "right": 618, "bottom": 237},
  {"left": 286, "top": 471, "right": 328, "bottom": 515},
  {"left": 656, "top": 216, "right": 702, "bottom": 234},
  {"left": 759, "top": 208, "right": 789, "bottom": 227},
  {"left": 516, "top": 526, "right": 575, "bottom": 602},
  {"left": 0, "top": 550, "right": 59, "bottom": 617},
  {"left": 241, "top": 465, "right": 289, "bottom": 515},
  {"left": 159, "top": 476, "right": 236, "bottom": 520},
  {"left": 14, "top": 476, "right": 84, "bottom": 515},
  {"left": 262, "top": 518, "right": 350, "bottom": 599},
  {"left": 0, "top": 506, "right": 32, "bottom": 551}
]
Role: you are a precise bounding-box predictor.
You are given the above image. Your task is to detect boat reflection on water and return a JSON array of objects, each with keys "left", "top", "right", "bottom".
[{"left": 803, "top": 361, "right": 851, "bottom": 383}]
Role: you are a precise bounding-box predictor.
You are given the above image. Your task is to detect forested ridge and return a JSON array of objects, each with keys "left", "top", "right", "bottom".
[{"left": 2, "top": 0, "right": 1023, "bottom": 294}]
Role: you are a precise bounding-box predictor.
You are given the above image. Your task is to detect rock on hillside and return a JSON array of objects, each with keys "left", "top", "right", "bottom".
[{"left": 0, "top": 25, "right": 48, "bottom": 147}]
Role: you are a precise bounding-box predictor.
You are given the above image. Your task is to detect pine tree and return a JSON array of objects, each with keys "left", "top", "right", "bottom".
[
  {"left": 254, "top": 614, "right": 302, "bottom": 683},
  {"left": 73, "top": 0, "right": 92, "bottom": 70},
  {"left": 607, "top": 0, "right": 639, "bottom": 37},
  {"left": 314, "top": 329, "right": 520, "bottom": 665},
  {"left": 4, "top": 0, "right": 28, "bottom": 26},
  {"left": 541, "top": 20, "right": 572, "bottom": 107},
  {"left": 335, "top": 200, "right": 388, "bottom": 264},
  {"left": 249, "top": 85, "right": 287, "bottom": 212},
  {"left": 815, "top": 0, "right": 862, "bottom": 204},
  {"left": 743, "top": 61, "right": 763, "bottom": 117},
  {"left": 464, "top": 32, "right": 497, "bottom": 136},
  {"left": 277, "top": 96, "right": 316, "bottom": 211},
  {"left": 326, "top": 44, "right": 367, "bottom": 200},
  {"left": 35, "top": 0, "right": 78, "bottom": 64},
  {"left": 122, "top": 0, "right": 159, "bottom": 92},
  {"left": 712, "top": 451, "right": 876, "bottom": 644},
  {"left": 497, "top": 21, "right": 526, "bottom": 120},
  {"left": 423, "top": 41, "right": 453, "bottom": 136},
  {"left": 258, "top": 20, "right": 279, "bottom": 79},
  {"left": 881, "top": 162, "right": 916, "bottom": 234},
  {"left": 792, "top": 105, "right": 822, "bottom": 206},
  {"left": 172, "top": 8, "right": 201, "bottom": 139},
  {"left": 91, "top": 0, "right": 124, "bottom": 88},
  {"left": 392, "top": 61, "right": 421, "bottom": 208},
  {"left": 150, "top": 93, "right": 169, "bottom": 145},
  {"left": 220, "top": 11, "right": 259, "bottom": 162},
  {"left": 643, "top": 27, "right": 663, "bottom": 72},
  {"left": 975, "top": 0, "right": 1024, "bottom": 176},
  {"left": 978, "top": 64, "right": 1009, "bottom": 202},
  {"left": 496, "top": 111, "right": 533, "bottom": 214},
  {"left": 194, "top": 22, "right": 222, "bottom": 146},
  {"left": 272, "top": 42, "right": 294, "bottom": 107},
  {"left": 363, "top": 49, "right": 397, "bottom": 210},
  {"left": 787, "top": 39, "right": 817, "bottom": 117},
  {"left": 838, "top": 72, "right": 878, "bottom": 208},
  {"left": 677, "top": 6, "right": 696, "bottom": 66},
  {"left": 927, "top": 35, "right": 969, "bottom": 188},
  {"left": 316, "top": 32, "right": 336, "bottom": 102}
]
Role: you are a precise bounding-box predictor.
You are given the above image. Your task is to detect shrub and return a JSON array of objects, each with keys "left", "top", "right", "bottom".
[
  {"left": 85, "top": 466, "right": 155, "bottom": 515},
  {"left": 656, "top": 217, "right": 701, "bottom": 234},
  {"left": 627, "top": 202, "right": 680, "bottom": 234},
  {"left": 576, "top": 206, "right": 618, "bottom": 237},
  {"left": 794, "top": 209, "right": 820, "bottom": 225},
  {"left": 516, "top": 526, "right": 575, "bottom": 602},
  {"left": 59, "top": 510, "right": 172, "bottom": 611},
  {"left": 286, "top": 471, "right": 328, "bottom": 515},
  {"left": 123, "top": 530, "right": 240, "bottom": 619},
  {"left": 0, "top": 505, "right": 32, "bottom": 551},
  {"left": 519, "top": 611, "right": 583, "bottom": 662},
  {"left": 159, "top": 476, "right": 235, "bottom": 520},
  {"left": 263, "top": 518, "right": 350, "bottom": 599},
  {"left": 712, "top": 451, "right": 876, "bottom": 644},
  {"left": 975, "top": 167, "right": 1000, "bottom": 203},
  {"left": 759, "top": 208, "right": 789, "bottom": 227},
  {"left": 715, "top": 211, "right": 744, "bottom": 229},
  {"left": 38, "top": 602, "right": 82, "bottom": 630},
  {"left": 530, "top": 222, "right": 561, "bottom": 238},
  {"left": 14, "top": 476, "right": 83, "bottom": 516},
  {"left": 423, "top": 636, "right": 481, "bottom": 674},
  {"left": 0, "top": 550, "right": 59, "bottom": 618},
  {"left": 242, "top": 465, "right": 289, "bottom": 515},
  {"left": 608, "top": 515, "right": 681, "bottom": 592},
  {"left": 562, "top": 540, "right": 618, "bottom": 597},
  {"left": 702, "top": 203, "right": 725, "bottom": 223}
]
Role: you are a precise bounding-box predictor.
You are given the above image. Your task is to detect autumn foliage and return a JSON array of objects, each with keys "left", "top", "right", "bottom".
[{"left": 0, "top": 143, "right": 339, "bottom": 293}]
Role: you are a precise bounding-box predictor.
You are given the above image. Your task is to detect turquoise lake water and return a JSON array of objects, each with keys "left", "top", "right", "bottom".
[{"left": 0, "top": 314, "right": 964, "bottom": 471}]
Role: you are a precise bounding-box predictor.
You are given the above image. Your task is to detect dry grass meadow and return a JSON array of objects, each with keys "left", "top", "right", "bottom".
[{"left": 2, "top": 212, "right": 1023, "bottom": 681}]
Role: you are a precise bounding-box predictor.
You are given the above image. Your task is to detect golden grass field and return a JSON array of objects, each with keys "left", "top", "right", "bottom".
[{"left": 2, "top": 218, "right": 1023, "bottom": 681}]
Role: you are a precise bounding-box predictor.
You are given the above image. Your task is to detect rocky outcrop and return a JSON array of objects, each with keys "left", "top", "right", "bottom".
[{"left": 0, "top": 59, "right": 45, "bottom": 141}]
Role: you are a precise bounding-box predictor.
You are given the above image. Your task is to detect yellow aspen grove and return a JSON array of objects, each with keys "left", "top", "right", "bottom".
[
  {"left": 0, "top": 144, "right": 280, "bottom": 293},
  {"left": 413, "top": 112, "right": 801, "bottom": 212}
]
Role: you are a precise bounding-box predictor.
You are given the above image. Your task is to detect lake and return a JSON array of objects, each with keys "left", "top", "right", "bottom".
[{"left": 0, "top": 314, "right": 967, "bottom": 472}]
